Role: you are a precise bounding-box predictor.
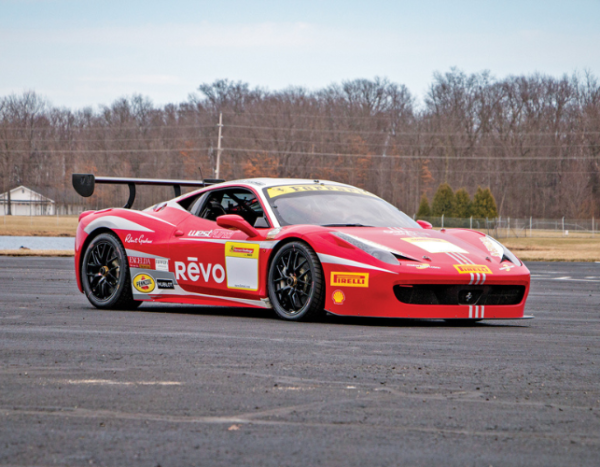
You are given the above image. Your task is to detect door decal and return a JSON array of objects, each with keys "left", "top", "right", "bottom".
[{"left": 225, "top": 242, "right": 260, "bottom": 291}]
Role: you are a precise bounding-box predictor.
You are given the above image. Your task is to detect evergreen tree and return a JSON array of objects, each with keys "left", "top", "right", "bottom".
[
  {"left": 454, "top": 188, "right": 472, "bottom": 218},
  {"left": 416, "top": 195, "right": 431, "bottom": 218},
  {"left": 431, "top": 183, "right": 455, "bottom": 217},
  {"left": 471, "top": 187, "right": 498, "bottom": 218}
]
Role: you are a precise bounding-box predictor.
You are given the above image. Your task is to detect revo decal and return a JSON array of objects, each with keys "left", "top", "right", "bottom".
[{"left": 175, "top": 257, "right": 225, "bottom": 283}]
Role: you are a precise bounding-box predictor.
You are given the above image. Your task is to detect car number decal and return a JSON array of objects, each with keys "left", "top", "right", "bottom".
[
  {"left": 401, "top": 237, "right": 468, "bottom": 254},
  {"left": 225, "top": 242, "right": 260, "bottom": 291}
]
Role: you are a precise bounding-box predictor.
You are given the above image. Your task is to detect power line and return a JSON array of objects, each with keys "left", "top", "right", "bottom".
[
  {"left": 219, "top": 110, "right": 406, "bottom": 121},
  {"left": 224, "top": 124, "right": 600, "bottom": 136},
  {"left": 0, "top": 124, "right": 217, "bottom": 131},
  {"left": 0, "top": 147, "right": 210, "bottom": 154},
  {"left": 65, "top": 160, "right": 595, "bottom": 174},
  {"left": 212, "top": 134, "right": 600, "bottom": 149},
  {"left": 2, "top": 122, "right": 600, "bottom": 136},
  {"left": 2, "top": 131, "right": 598, "bottom": 149},
  {"left": 219, "top": 147, "right": 596, "bottom": 161},
  {"left": 2, "top": 145, "right": 597, "bottom": 161}
]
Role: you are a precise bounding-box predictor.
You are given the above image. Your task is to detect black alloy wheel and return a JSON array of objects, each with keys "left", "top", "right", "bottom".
[
  {"left": 268, "top": 241, "right": 324, "bottom": 321},
  {"left": 81, "top": 232, "right": 140, "bottom": 309}
]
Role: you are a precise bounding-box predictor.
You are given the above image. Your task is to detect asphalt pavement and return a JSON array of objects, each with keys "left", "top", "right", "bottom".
[{"left": 1, "top": 257, "right": 599, "bottom": 466}]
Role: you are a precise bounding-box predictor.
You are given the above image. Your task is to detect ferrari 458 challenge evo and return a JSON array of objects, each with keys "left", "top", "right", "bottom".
[{"left": 72, "top": 174, "right": 531, "bottom": 322}]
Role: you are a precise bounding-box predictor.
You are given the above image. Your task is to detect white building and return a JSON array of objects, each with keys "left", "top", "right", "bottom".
[{"left": 0, "top": 186, "right": 55, "bottom": 215}]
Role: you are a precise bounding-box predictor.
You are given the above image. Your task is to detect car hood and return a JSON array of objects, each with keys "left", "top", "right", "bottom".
[{"left": 327, "top": 227, "right": 501, "bottom": 266}]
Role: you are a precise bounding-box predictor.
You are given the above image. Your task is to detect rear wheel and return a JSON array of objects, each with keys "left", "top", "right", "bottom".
[
  {"left": 268, "top": 241, "right": 324, "bottom": 321},
  {"left": 81, "top": 232, "right": 140, "bottom": 310}
]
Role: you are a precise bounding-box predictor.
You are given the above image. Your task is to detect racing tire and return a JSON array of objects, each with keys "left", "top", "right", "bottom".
[
  {"left": 81, "top": 232, "right": 141, "bottom": 310},
  {"left": 268, "top": 241, "right": 325, "bottom": 321}
]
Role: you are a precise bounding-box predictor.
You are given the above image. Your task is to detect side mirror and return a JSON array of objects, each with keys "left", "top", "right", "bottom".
[
  {"left": 217, "top": 214, "right": 260, "bottom": 238},
  {"left": 416, "top": 220, "right": 433, "bottom": 230}
]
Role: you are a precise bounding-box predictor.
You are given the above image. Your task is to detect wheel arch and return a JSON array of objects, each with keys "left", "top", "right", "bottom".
[
  {"left": 266, "top": 236, "right": 319, "bottom": 281},
  {"left": 78, "top": 227, "right": 121, "bottom": 281},
  {"left": 78, "top": 228, "right": 139, "bottom": 310},
  {"left": 265, "top": 236, "right": 326, "bottom": 320}
]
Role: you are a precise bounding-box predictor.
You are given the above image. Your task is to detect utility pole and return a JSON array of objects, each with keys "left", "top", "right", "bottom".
[{"left": 214, "top": 112, "right": 223, "bottom": 179}]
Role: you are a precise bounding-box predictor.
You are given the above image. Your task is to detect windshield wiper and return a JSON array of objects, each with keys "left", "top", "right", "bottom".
[{"left": 321, "top": 223, "right": 374, "bottom": 227}]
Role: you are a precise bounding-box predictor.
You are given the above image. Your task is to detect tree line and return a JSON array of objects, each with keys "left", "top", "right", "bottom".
[
  {"left": 0, "top": 68, "right": 599, "bottom": 217},
  {"left": 417, "top": 183, "right": 498, "bottom": 219}
]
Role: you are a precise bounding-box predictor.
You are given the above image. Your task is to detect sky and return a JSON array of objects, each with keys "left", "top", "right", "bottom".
[{"left": 1, "top": 0, "right": 599, "bottom": 109}]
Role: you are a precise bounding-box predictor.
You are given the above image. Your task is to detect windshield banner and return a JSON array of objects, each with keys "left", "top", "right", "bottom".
[{"left": 266, "top": 185, "right": 376, "bottom": 198}]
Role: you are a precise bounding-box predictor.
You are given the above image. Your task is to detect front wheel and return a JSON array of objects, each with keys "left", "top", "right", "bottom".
[
  {"left": 80, "top": 232, "right": 140, "bottom": 310},
  {"left": 268, "top": 241, "right": 325, "bottom": 321}
]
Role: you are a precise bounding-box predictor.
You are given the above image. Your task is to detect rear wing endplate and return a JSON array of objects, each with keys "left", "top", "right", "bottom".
[{"left": 72, "top": 173, "right": 225, "bottom": 209}]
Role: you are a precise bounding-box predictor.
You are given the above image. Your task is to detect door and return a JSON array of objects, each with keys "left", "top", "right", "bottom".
[{"left": 168, "top": 186, "right": 271, "bottom": 301}]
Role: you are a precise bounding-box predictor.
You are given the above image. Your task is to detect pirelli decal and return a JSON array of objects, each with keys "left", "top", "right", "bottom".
[
  {"left": 454, "top": 264, "right": 492, "bottom": 275},
  {"left": 330, "top": 272, "right": 369, "bottom": 288}
]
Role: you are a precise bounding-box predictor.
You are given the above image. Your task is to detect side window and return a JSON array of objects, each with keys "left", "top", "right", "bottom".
[
  {"left": 197, "top": 188, "right": 270, "bottom": 227},
  {"left": 189, "top": 192, "right": 209, "bottom": 216},
  {"left": 177, "top": 191, "right": 208, "bottom": 212}
]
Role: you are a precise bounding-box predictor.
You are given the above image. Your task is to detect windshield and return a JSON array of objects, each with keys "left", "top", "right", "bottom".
[{"left": 263, "top": 185, "right": 420, "bottom": 228}]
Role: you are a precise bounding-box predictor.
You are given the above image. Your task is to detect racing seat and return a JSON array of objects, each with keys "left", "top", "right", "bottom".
[{"left": 202, "top": 199, "right": 227, "bottom": 221}]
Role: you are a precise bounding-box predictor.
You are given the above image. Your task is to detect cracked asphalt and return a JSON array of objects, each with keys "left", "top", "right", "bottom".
[{"left": 1, "top": 257, "right": 599, "bottom": 466}]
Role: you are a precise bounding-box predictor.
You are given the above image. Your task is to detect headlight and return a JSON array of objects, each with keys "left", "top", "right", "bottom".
[
  {"left": 482, "top": 235, "right": 521, "bottom": 266},
  {"left": 332, "top": 232, "right": 398, "bottom": 265}
]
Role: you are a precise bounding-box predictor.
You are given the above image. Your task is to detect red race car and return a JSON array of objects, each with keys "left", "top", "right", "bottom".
[{"left": 72, "top": 174, "right": 531, "bottom": 321}]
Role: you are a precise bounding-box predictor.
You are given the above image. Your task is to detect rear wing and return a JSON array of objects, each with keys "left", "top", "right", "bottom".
[{"left": 72, "top": 173, "right": 225, "bottom": 209}]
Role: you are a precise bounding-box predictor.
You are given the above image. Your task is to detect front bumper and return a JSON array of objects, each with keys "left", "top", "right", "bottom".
[{"left": 322, "top": 261, "right": 530, "bottom": 319}]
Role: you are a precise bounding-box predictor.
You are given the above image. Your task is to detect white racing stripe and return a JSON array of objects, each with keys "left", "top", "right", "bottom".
[
  {"left": 451, "top": 252, "right": 487, "bottom": 285},
  {"left": 446, "top": 252, "right": 463, "bottom": 264},
  {"left": 84, "top": 216, "right": 154, "bottom": 234},
  {"left": 126, "top": 249, "right": 168, "bottom": 260},
  {"left": 130, "top": 210, "right": 176, "bottom": 227},
  {"left": 137, "top": 284, "right": 272, "bottom": 308},
  {"left": 456, "top": 254, "right": 487, "bottom": 319},
  {"left": 457, "top": 253, "right": 474, "bottom": 264},
  {"left": 470, "top": 305, "right": 486, "bottom": 319},
  {"left": 317, "top": 253, "right": 398, "bottom": 273},
  {"left": 181, "top": 238, "right": 279, "bottom": 249}
]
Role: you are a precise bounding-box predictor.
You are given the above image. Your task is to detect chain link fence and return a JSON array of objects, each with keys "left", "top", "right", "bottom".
[
  {"left": 2, "top": 206, "right": 599, "bottom": 239},
  {"left": 417, "top": 216, "right": 599, "bottom": 238}
]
